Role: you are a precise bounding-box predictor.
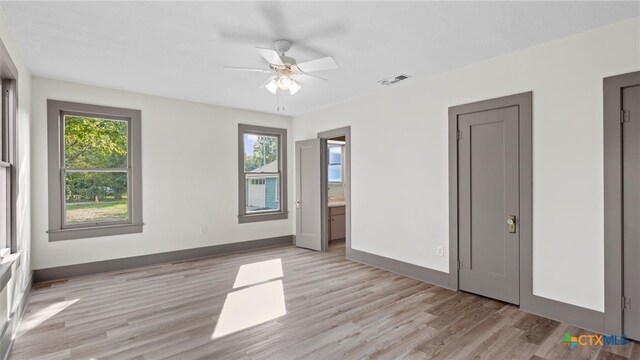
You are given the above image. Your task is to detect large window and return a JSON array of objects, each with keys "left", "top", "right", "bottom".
[
  {"left": 328, "top": 142, "right": 344, "bottom": 183},
  {"left": 0, "top": 79, "right": 13, "bottom": 252},
  {"left": 0, "top": 39, "right": 18, "bottom": 253},
  {"left": 238, "top": 124, "right": 287, "bottom": 223},
  {"left": 47, "top": 100, "right": 142, "bottom": 241}
]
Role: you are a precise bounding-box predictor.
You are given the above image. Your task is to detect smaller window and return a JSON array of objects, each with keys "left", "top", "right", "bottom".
[
  {"left": 238, "top": 124, "right": 288, "bottom": 224},
  {"left": 250, "top": 178, "right": 266, "bottom": 185},
  {"left": 328, "top": 142, "right": 344, "bottom": 183}
]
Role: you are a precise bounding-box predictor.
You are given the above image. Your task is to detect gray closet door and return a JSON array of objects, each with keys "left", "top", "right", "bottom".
[
  {"left": 295, "top": 139, "right": 322, "bottom": 251},
  {"left": 458, "top": 106, "right": 520, "bottom": 305},
  {"left": 623, "top": 85, "right": 640, "bottom": 340}
]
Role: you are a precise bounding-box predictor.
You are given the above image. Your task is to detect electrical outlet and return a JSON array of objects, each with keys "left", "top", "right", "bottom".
[
  {"left": 436, "top": 246, "right": 444, "bottom": 257},
  {"left": 200, "top": 226, "right": 207, "bottom": 235}
]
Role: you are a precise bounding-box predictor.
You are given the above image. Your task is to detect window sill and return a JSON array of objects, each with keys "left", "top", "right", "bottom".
[
  {"left": 0, "top": 251, "right": 21, "bottom": 293},
  {"left": 48, "top": 223, "right": 144, "bottom": 241},
  {"left": 238, "top": 212, "right": 288, "bottom": 224}
]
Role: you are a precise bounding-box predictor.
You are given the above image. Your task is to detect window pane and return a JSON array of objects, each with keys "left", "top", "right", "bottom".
[
  {"left": 0, "top": 168, "right": 6, "bottom": 247},
  {"left": 244, "top": 134, "right": 278, "bottom": 172},
  {"left": 65, "top": 171, "right": 128, "bottom": 224},
  {"left": 245, "top": 175, "right": 280, "bottom": 213},
  {"left": 64, "top": 115, "right": 128, "bottom": 169},
  {"left": 0, "top": 80, "right": 4, "bottom": 162},
  {"left": 328, "top": 164, "right": 342, "bottom": 183},
  {"left": 329, "top": 146, "right": 342, "bottom": 165}
]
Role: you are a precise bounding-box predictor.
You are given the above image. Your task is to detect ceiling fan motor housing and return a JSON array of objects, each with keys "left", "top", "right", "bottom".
[
  {"left": 274, "top": 39, "right": 292, "bottom": 56},
  {"left": 280, "top": 56, "right": 296, "bottom": 65}
]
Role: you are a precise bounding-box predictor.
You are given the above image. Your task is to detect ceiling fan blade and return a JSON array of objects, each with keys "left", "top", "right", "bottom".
[
  {"left": 256, "top": 47, "right": 284, "bottom": 66},
  {"left": 224, "top": 66, "right": 273, "bottom": 74},
  {"left": 296, "top": 56, "right": 338, "bottom": 73},
  {"left": 298, "top": 72, "right": 328, "bottom": 82}
]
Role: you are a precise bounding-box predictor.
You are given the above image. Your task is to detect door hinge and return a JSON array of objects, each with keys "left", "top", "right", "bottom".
[
  {"left": 458, "top": 260, "right": 463, "bottom": 270},
  {"left": 621, "top": 110, "right": 631, "bottom": 124},
  {"left": 457, "top": 130, "right": 463, "bottom": 141},
  {"left": 622, "top": 295, "right": 631, "bottom": 310}
]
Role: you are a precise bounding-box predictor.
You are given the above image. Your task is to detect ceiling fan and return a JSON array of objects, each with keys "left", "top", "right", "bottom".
[{"left": 224, "top": 39, "right": 338, "bottom": 95}]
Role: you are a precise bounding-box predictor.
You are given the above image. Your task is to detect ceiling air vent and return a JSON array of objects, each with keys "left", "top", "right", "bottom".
[{"left": 379, "top": 74, "right": 410, "bottom": 86}]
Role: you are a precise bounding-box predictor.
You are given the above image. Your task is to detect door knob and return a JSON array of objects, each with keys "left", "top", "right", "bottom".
[
  {"left": 507, "top": 215, "right": 516, "bottom": 234},
  {"left": 296, "top": 200, "right": 300, "bottom": 209}
]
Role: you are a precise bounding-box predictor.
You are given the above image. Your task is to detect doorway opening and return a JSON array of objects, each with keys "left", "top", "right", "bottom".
[
  {"left": 326, "top": 137, "right": 346, "bottom": 253},
  {"left": 604, "top": 70, "right": 640, "bottom": 339},
  {"left": 318, "top": 127, "right": 351, "bottom": 257}
]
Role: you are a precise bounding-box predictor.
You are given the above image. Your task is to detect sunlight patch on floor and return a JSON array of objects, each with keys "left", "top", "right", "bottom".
[
  {"left": 213, "top": 258, "right": 287, "bottom": 339},
  {"left": 213, "top": 280, "right": 286, "bottom": 339},
  {"left": 233, "top": 258, "right": 283, "bottom": 289},
  {"left": 18, "top": 299, "right": 79, "bottom": 336}
]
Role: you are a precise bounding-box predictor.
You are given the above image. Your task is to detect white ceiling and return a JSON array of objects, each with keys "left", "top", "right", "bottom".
[{"left": 1, "top": 1, "right": 638, "bottom": 115}]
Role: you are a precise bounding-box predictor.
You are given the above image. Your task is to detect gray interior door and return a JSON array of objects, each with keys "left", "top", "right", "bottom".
[
  {"left": 295, "top": 139, "right": 322, "bottom": 251},
  {"left": 458, "top": 106, "right": 520, "bottom": 305},
  {"left": 623, "top": 85, "right": 640, "bottom": 340}
]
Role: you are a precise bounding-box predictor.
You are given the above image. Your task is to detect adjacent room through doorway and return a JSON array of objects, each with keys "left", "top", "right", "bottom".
[
  {"left": 318, "top": 127, "right": 351, "bottom": 255},
  {"left": 326, "top": 136, "right": 346, "bottom": 252}
]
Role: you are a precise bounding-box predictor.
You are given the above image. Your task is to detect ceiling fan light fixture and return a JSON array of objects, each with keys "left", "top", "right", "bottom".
[
  {"left": 277, "top": 75, "right": 292, "bottom": 90},
  {"left": 289, "top": 81, "right": 301, "bottom": 95},
  {"left": 265, "top": 78, "right": 278, "bottom": 94}
]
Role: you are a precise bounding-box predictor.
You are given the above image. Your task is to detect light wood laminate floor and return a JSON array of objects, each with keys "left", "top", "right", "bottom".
[{"left": 10, "top": 241, "right": 639, "bottom": 360}]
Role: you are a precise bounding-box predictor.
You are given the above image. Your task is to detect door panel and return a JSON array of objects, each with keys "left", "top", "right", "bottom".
[
  {"left": 459, "top": 106, "right": 520, "bottom": 305},
  {"left": 295, "top": 139, "right": 322, "bottom": 251},
  {"left": 623, "top": 85, "right": 640, "bottom": 340},
  {"left": 330, "top": 214, "right": 346, "bottom": 240}
]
